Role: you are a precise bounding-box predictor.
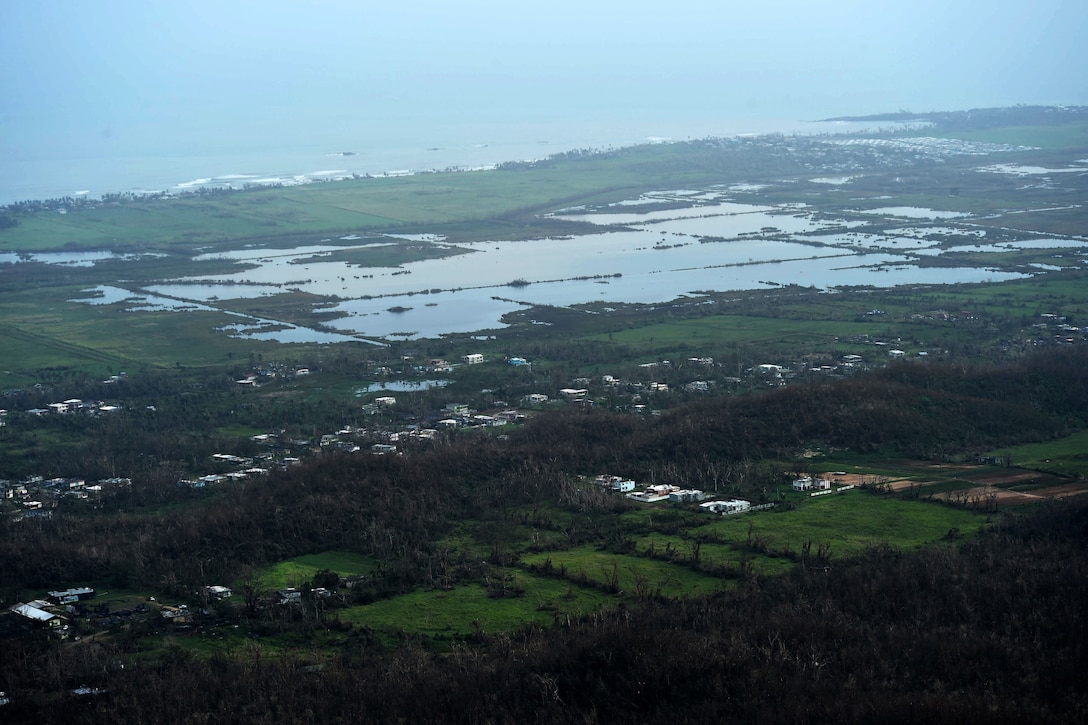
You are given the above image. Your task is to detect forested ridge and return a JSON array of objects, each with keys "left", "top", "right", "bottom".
[
  {"left": 2, "top": 348, "right": 1086, "bottom": 594},
  {"left": 1, "top": 347, "right": 1087, "bottom": 722},
  {"left": 3, "top": 499, "right": 1085, "bottom": 723}
]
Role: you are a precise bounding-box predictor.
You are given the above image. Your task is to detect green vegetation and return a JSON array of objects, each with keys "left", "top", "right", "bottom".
[
  {"left": 1, "top": 105, "right": 1086, "bottom": 722},
  {"left": 521, "top": 546, "right": 727, "bottom": 597},
  {"left": 991, "top": 431, "right": 1088, "bottom": 477},
  {"left": 933, "top": 120, "right": 1088, "bottom": 149},
  {"left": 589, "top": 314, "right": 890, "bottom": 348},
  {"left": 256, "top": 551, "right": 376, "bottom": 589},
  {"left": 339, "top": 575, "right": 610, "bottom": 637},
  {"left": 1, "top": 141, "right": 803, "bottom": 251},
  {"left": 690, "top": 493, "right": 986, "bottom": 556}
]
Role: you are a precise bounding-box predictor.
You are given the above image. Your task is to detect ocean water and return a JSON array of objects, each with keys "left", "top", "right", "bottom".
[{"left": 1, "top": 115, "right": 901, "bottom": 206}]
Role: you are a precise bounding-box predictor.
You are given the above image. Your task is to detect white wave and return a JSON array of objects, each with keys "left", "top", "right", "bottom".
[
  {"left": 73, "top": 189, "right": 90, "bottom": 195},
  {"left": 175, "top": 178, "right": 213, "bottom": 188},
  {"left": 305, "top": 169, "right": 349, "bottom": 177}
]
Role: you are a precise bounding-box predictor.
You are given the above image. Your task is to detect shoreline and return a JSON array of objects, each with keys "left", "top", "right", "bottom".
[{"left": 0, "top": 117, "right": 915, "bottom": 208}]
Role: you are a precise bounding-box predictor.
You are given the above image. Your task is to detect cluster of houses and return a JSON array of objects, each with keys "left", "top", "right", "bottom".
[
  {"left": 699, "top": 499, "right": 753, "bottom": 515},
  {"left": 626, "top": 484, "right": 708, "bottom": 504},
  {"left": 591, "top": 471, "right": 857, "bottom": 513},
  {"left": 238, "top": 355, "right": 497, "bottom": 390},
  {"left": 791, "top": 475, "right": 832, "bottom": 492},
  {"left": 16, "top": 397, "right": 124, "bottom": 418},
  {"left": 591, "top": 474, "right": 754, "bottom": 515},
  {"left": 191, "top": 405, "right": 532, "bottom": 482},
  {"left": 1028, "top": 313, "right": 1087, "bottom": 346},
  {"left": 434, "top": 403, "right": 527, "bottom": 431},
  {"left": 5, "top": 587, "right": 95, "bottom": 639},
  {"left": 792, "top": 474, "right": 857, "bottom": 497},
  {"left": 522, "top": 351, "right": 910, "bottom": 411},
  {"left": 275, "top": 586, "right": 332, "bottom": 605},
  {"left": 235, "top": 364, "right": 313, "bottom": 387},
  {"left": 178, "top": 454, "right": 274, "bottom": 488},
  {"left": 2, "top": 574, "right": 342, "bottom": 643},
  {"left": 1, "top": 476, "right": 132, "bottom": 519},
  {"left": 593, "top": 474, "right": 636, "bottom": 493},
  {"left": 4, "top": 584, "right": 240, "bottom": 640},
  {"left": 228, "top": 348, "right": 906, "bottom": 434}
]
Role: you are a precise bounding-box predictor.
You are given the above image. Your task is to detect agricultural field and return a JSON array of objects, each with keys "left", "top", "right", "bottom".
[
  {"left": 256, "top": 551, "right": 376, "bottom": 590},
  {"left": 1, "top": 111, "right": 1086, "bottom": 388},
  {"left": 1, "top": 110, "right": 1086, "bottom": 721},
  {"left": 337, "top": 575, "right": 612, "bottom": 639},
  {"left": 303, "top": 491, "right": 992, "bottom": 641},
  {"left": 988, "top": 431, "right": 1088, "bottom": 478}
]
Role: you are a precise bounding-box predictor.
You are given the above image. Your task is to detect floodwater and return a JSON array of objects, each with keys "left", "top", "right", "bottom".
[
  {"left": 0, "top": 250, "right": 164, "bottom": 267},
  {"left": 65, "top": 192, "right": 1042, "bottom": 341},
  {"left": 850, "top": 207, "right": 969, "bottom": 219},
  {"left": 355, "top": 380, "right": 450, "bottom": 394},
  {"left": 73, "top": 285, "right": 365, "bottom": 343}
]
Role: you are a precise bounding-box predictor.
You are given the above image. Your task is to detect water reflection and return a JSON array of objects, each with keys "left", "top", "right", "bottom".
[
  {"left": 86, "top": 191, "right": 1040, "bottom": 340},
  {"left": 0, "top": 251, "right": 165, "bottom": 267},
  {"left": 356, "top": 379, "right": 450, "bottom": 394}
]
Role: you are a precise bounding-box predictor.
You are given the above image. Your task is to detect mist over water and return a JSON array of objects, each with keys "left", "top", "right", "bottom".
[
  {"left": 0, "top": 110, "right": 891, "bottom": 206},
  {"left": 3, "top": 1, "right": 1085, "bottom": 206}
]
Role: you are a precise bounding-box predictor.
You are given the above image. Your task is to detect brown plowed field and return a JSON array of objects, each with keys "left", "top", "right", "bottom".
[{"left": 857, "top": 464, "right": 1088, "bottom": 506}]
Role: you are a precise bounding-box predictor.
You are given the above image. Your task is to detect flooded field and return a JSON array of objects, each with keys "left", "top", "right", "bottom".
[{"left": 44, "top": 177, "right": 1084, "bottom": 341}]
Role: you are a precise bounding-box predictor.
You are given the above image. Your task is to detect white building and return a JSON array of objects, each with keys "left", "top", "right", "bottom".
[
  {"left": 627, "top": 484, "right": 682, "bottom": 503},
  {"left": 700, "top": 499, "right": 751, "bottom": 516},
  {"left": 792, "top": 476, "right": 831, "bottom": 492},
  {"left": 668, "top": 489, "right": 706, "bottom": 503},
  {"left": 593, "top": 475, "right": 635, "bottom": 493}
]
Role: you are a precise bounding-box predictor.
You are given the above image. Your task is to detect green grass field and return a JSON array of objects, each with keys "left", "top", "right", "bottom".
[
  {"left": 631, "top": 533, "right": 795, "bottom": 576},
  {"left": 933, "top": 121, "right": 1088, "bottom": 150},
  {"left": 521, "top": 546, "right": 728, "bottom": 598},
  {"left": 316, "top": 493, "right": 988, "bottom": 639},
  {"left": 588, "top": 314, "right": 889, "bottom": 348},
  {"left": 0, "top": 144, "right": 746, "bottom": 252},
  {"left": 255, "top": 551, "right": 376, "bottom": 589},
  {"left": 688, "top": 492, "right": 987, "bottom": 557},
  {"left": 337, "top": 573, "right": 611, "bottom": 637},
  {"left": 0, "top": 282, "right": 353, "bottom": 384},
  {"left": 989, "top": 431, "right": 1088, "bottom": 477}
]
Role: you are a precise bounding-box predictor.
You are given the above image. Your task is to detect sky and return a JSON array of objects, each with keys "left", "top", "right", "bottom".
[{"left": 2, "top": 0, "right": 1086, "bottom": 165}]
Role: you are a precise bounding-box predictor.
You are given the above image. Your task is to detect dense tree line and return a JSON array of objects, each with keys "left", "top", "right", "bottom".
[
  {"left": 2, "top": 347, "right": 1086, "bottom": 600},
  {"left": 3, "top": 498, "right": 1085, "bottom": 723},
  {"left": 1, "top": 346, "right": 1086, "bottom": 721}
]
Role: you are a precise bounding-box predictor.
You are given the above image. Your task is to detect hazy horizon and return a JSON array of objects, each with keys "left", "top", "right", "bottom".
[{"left": 3, "top": 0, "right": 1086, "bottom": 200}]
